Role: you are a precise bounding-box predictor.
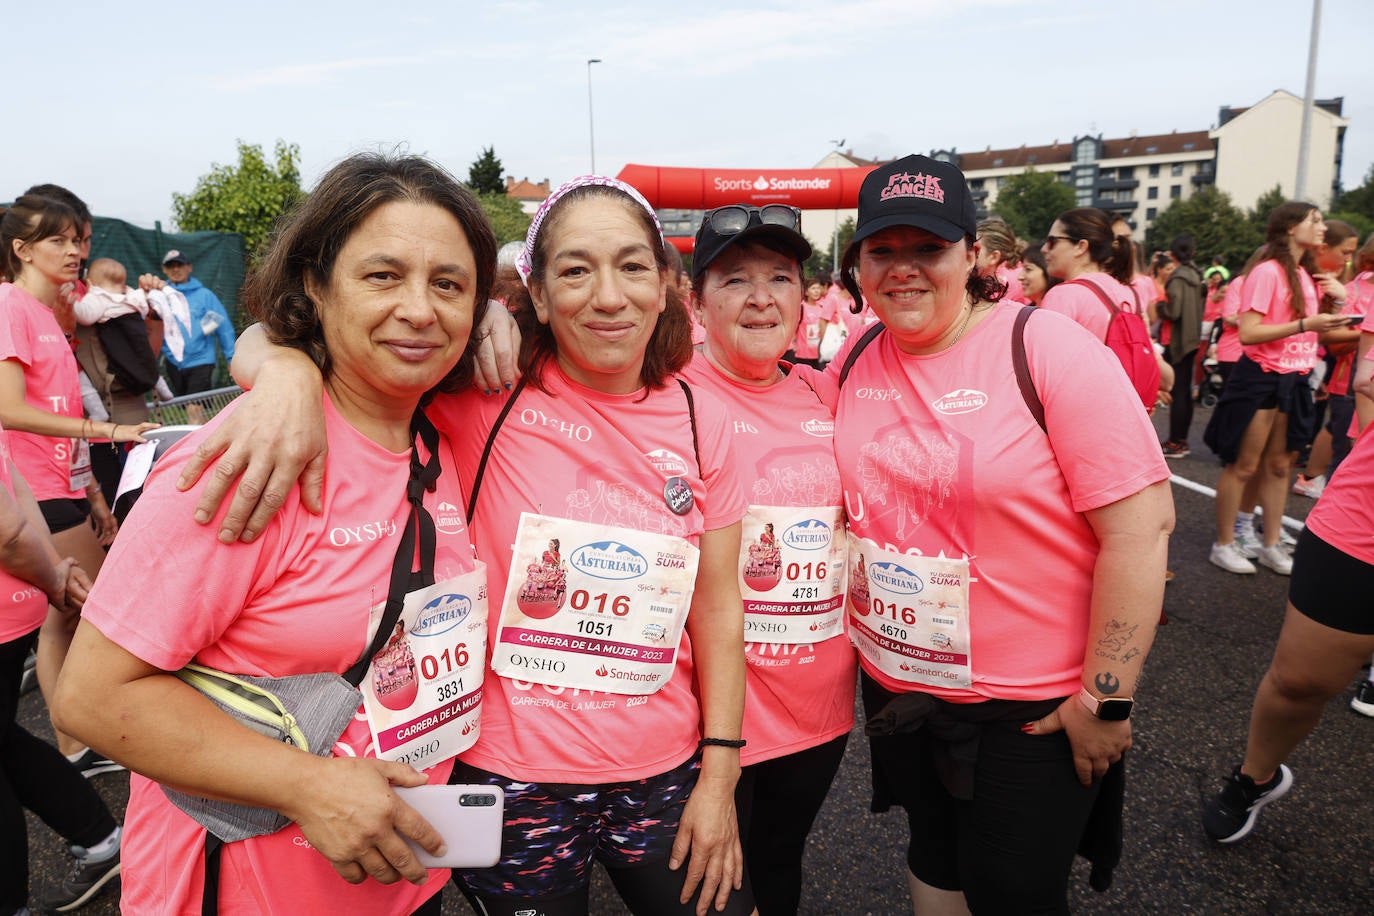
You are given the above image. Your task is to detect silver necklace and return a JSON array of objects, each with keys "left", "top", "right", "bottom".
[{"left": 947, "top": 299, "right": 975, "bottom": 348}]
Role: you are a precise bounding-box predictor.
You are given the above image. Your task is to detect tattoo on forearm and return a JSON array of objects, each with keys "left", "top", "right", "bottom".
[{"left": 1095, "top": 672, "right": 1121, "bottom": 695}]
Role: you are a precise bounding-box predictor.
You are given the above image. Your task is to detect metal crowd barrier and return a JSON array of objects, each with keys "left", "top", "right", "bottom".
[{"left": 145, "top": 385, "right": 244, "bottom": 426}]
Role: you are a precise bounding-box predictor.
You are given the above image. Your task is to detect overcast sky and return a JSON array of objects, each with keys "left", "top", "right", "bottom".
[{"left": 7, "top": 0, "right": 1369, "bottom": 228}]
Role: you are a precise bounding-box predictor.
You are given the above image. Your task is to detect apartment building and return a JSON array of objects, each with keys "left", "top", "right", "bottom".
[{"left": 801, "top": 90, "right": 1347, "bottom": 258}]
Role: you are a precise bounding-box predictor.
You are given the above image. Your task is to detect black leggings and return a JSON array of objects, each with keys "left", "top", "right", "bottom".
[
  {"left": 1168, "top": 349, "right": 1197, "bottom": 443},
  {"left": 0, "top": 631, "right": 117, "bottom": 911},
  {"left": 735, "top": 734, "right": 848, "bottom": 916}
]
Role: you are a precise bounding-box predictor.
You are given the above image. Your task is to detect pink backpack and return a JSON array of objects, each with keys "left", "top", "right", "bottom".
[{"left": 1069, "top": 278, "right": 1161, "bottom": 411}]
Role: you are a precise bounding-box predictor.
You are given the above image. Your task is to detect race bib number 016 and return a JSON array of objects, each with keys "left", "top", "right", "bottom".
[
  {"left": 846, "top": 536, "right": 972, "bottom": 689},
  {"left": 492, "top": 513, "right": 698, "bottom": 695},
  {"left": 739, "top": 505, "right": 846, "bottom": 644},
  {"left": 362, "top": 564, "right": 488, "bottom": 770}
]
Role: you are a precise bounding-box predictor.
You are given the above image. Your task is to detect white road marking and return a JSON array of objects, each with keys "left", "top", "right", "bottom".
[{"left": 1169, "top": 474, "right": 1306, "bottom": 532}]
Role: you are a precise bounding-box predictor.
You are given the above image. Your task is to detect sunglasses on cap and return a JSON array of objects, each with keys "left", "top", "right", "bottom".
[{"left": 705, "top": 205, "right": 801, "bottom": 236}]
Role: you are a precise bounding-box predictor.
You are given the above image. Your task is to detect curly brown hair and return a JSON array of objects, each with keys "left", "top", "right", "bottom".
[{"left": 243, "top": 153, "right": 497, "bottom": 398}]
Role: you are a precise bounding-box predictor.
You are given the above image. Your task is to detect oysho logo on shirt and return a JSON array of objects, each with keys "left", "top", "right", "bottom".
[
  {"left": 327, "top": 519, "right": 397, "bottom": 547},
  {"left": 853, "top": 388, "right": 902, "bottom": 401},
  {"left": 801, "top": 418, "right": 834, "bottom": 438},
  {"left": 932, "top": 389, "right": 988, "bottom": 415},
  {"left": 36, "top": 334, "right": 64, "bottom": 344},
  {"left": 434, "top": 500, "right": 465, "bottom": 535}
]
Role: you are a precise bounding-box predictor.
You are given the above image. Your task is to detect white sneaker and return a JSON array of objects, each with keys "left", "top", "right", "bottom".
[
  {"left": 1211, "top": 542, "right": 1257, "bottom": 574},
  {"left": 1256, "top": 544, "right": 1293, "bottom": 575},
  {"left": 1279, "top": 527, "right": 1298, "bottom": 549},
  {"left": 1232, "top": 524, "right": 1262, "bottom": 560},
  {"left": 1292, "top": 474, "right": 1325, "bottom": 499}
]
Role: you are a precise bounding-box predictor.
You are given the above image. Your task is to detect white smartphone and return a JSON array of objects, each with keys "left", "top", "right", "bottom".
[{"left": 394, "top": 784, "right": 505, "bottom": 868}]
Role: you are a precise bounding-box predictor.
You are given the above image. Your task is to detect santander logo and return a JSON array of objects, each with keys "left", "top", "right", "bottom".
[
  {"left": 932, "top": 389, "right": 988, "bottom": 415},
  {"left": 753, "top": 176, "right": 770, "bottom": 191}
]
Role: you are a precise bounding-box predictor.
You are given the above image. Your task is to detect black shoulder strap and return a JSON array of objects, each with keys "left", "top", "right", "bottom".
[
  {"left": 202, "top": 836, "right": 223, "bottom": 913},
  {"left": 838, "top": 321, "right": 886, "bottom": 389},
  {"left": 466, "top": 376, "right": 530, "bottom": 525},
  {"left": 675, "top": 378, "right": 702, "bottom": 473},
  {"left": 1012, "top": 305, "right": 1047, "bottom": 434}
]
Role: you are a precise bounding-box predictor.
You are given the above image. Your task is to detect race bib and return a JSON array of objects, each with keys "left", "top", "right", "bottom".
[
  {"left": 68, "top": 438, "right": 92, "bottom": 491},
  {"left": 492, "top": 513, "right": 698, "bottom": 695},
  {"left": 846, "top": 536, "right": 972, "bottom": 689},
  {"left": 362, "top": 564, "right": 488, "bottom": 770},
  {"left": 739, "top": 505, "right": 846, "bottom": 644}
]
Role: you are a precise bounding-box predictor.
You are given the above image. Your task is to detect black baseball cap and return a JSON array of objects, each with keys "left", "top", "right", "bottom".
[
  {"left": 852, "top": 155, "right": 978, "bottom": 246},
  {"left": 691, "top": 205, "right": 812, "bottom": 281}
]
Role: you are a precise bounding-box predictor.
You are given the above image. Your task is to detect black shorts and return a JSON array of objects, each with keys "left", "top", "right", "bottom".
[
  {"left": 38, "top": 498, "right": 91, "bottom": 534},
  {"left": 1203, "top": 355, "right": 1315, "bottom": 464},
  {"left": 861, "top": 674, "right": 1104, "bottom": 912},
  {"left": 1289, "top": 529, "right": 1374, "bottom": 634}
]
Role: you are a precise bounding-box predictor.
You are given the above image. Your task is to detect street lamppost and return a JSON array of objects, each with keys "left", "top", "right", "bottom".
[
  {"left": 830, "top": 139, "right": 846, "bottom": 275},
  {"left": 587, "top": 58, "right": 602, "bottom": 174}
]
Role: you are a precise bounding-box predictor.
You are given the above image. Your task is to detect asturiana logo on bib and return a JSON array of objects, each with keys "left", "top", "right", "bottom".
[
  {"left": 879, "top": 171, "right": 945, "bottom": 203},
  {"left": 801, "top": 418, "right": 834, "bottom": 438},
  {"left": 412, "top": 592, "right": 472, "bottom": 637},
  {"left": 869, "top": 562, "right": 924, "bottom": 595},
  {"left": 783, "top": 519, "right": 832, "bottom": 551},
  {"left": 435, "top": 500, "right": 465, "bottom": 535},
  {"left": 571, "top": 541, "right": 648, "bottom": 580},
  {"left": 932, "top": 389, "right": 988, "bottom": 415}
]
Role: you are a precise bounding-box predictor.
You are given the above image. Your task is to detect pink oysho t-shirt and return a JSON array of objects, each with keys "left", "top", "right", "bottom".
[
  {"left": 0, "top": 283, "right": 85, "bottom": 500},
  {"left": 792, "top": 302, "right": 825, "bottom": 360},
  {"left": 828, "top": 302, "right": 1169, "bottom": 702},
  {"left": 81, "top": 396, "right": 478, "bottom": 916},
  {"left": 1130, "top": 275, "right": 1158, "bottom": 318},
  {"left": 1039, "top": 271, "right": 1136, "bottom": 341},
  {"left": 431, "top": 365, "right": 746, "bottom": 783},
  {"left": 1306, "top": 415, "right": 1374, "bottom": 567},
  {"left": 1216, "top": 275, "right": 1245, "bottom": 364},
  {"left": 0, "top": 429, "right": 49, "bottom": 643},
  {"left": 1239, "top": 260, "right": 1320, "bottom": 373},
  {"left": 679, "top": 353, "right": 855, "bottom": 765},
  {"left": 995, "top": 263, "right": 1027, "bottom": 305}
]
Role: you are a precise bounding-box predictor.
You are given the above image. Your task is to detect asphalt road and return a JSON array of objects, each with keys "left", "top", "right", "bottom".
[{"left": 19, "top": 406, "right": 1374, "bottom": 914}]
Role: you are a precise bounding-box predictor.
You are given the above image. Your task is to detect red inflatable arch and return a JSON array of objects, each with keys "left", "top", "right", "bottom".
[{"left": 616, "top": 163, "right": 878, "bottom": 253}]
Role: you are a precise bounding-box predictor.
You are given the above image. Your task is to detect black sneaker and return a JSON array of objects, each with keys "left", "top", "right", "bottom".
[
  {"left": 68, "top": 749, "right": 124, "bottom": 779},
  {"left": 1202, "top": 764, "right": 1293, "bottom": 843},
  {"left": 33, "top": 845, "right": 120, "bottom": 912},
  {"left": 1162, "top": 440, "right": 1191, "bottom": 459}
]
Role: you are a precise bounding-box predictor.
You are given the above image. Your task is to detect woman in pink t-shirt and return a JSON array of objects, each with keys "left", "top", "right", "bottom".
[
  {"left": 974, "top": 216, "right": 1025, "bottom": 304},
  {"left": 685, "top": 205, "right": 856, "bottom": 914},
  {"left": 1040, "top": 207, "right": 1144, "bottom": 340},
  {"left": 53, "top": 153, "right": 499, "bottom": 916},
  {"left": 0, "top": 195, "right": 157, "bottom": 767},
  {"left": 829, "top": 155, "right": 1173, "bottom": 914},
  {"left": 1202, "top": 203, "right": 1349, "bottom": 576},
  {"left": 1202, "top": 347, "right": 1374, "bottom": 841},
  {"left": 1017, "top": 241, "right": 1061, "bottom": 305}
]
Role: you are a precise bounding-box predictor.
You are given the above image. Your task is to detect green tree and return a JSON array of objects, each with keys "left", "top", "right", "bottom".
[
  {"left": 468, "top": 147, "right": 505, "bottom": 195},
  {"left": 477, "top": 192, "right": 530, "bottom": 246},
  {"left": 991, "top": 168, "right": 1076, "bottom": 240},
  {"left": 1144, "top": 186, "right": 1262, "bottom": 272},
  {"left": 171, "top": 140, "right": 304, "bottom": 262},
  {"left": 805, "top": 217, "right": 856, "bottom": 277},
  {"left": 1328, "top": 210, "right": 1374, "bottom": 241},
  {"left": 1333, "top": 164, "right": 1374, "bottom": 226},
  {"left": 1248, "top": 185, "right": 1286, "bottom": 228}
]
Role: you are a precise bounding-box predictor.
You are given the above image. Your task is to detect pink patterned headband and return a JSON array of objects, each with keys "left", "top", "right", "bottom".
[{"left": 515, "top": 175, "right": 663, "bottom": 285}]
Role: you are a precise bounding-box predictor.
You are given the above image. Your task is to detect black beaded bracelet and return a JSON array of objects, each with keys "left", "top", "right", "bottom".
[{"left": 698, "top": 737, "right": 746, "bottom": 749}]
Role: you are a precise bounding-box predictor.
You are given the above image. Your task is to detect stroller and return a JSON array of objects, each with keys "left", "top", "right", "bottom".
[{"left": 1196, "top": 321, "right": 1226, "bottom": 409}]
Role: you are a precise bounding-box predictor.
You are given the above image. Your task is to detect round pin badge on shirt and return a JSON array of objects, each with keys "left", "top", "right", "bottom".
[{"left": 663, "top": 477, "right": 694, "bottom": 516}]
